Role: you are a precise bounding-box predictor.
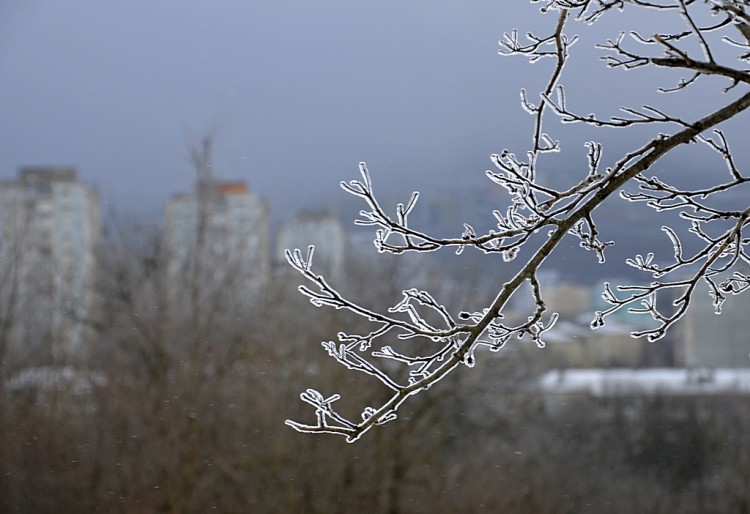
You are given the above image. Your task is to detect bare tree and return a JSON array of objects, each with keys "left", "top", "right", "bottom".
[{"left": 286, "top": 0, "right": 750, "bottom": 441}]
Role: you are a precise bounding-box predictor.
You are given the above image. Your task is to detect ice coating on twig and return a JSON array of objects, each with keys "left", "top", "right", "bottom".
[{"left": 285, "top": 0, "right": 750, "bottom": 441}]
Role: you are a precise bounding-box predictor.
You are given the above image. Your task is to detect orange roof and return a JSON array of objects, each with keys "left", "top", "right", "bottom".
[{"left": 216, "top": 181, "right": 247, "bottom": 195}]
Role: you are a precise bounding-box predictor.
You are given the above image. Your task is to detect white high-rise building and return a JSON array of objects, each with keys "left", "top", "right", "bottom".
[
  {"left": 164, "top": 179, "right": 269, "bottom": 320},
  {"left": 276, "top": 211, "right": 347, "bottom": 282},
  {"left": 0, "top": 167, "right": 100, "bottom": 362}
]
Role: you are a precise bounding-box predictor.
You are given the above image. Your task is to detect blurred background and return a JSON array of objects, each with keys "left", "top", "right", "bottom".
[{"left": 1, "top": 1, "right": 750, "bottom": 512}]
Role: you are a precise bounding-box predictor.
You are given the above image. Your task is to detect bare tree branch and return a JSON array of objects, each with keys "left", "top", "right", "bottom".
[{"left": 286, "top": 0, "right": 750, "bottom": 441}]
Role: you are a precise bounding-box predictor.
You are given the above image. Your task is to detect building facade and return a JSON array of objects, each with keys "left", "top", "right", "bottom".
[
  {"left": 164, "top": 179, "right": 269, "bottom": 321},
  {"left": 276, "top": 211, "right": 347, "bottom": 282},
  {"left": 680, "top": 280, "right": 750, "bottom": 368},
  {"left": 0, "top": 167, "right": 100, "bottom": 362}
]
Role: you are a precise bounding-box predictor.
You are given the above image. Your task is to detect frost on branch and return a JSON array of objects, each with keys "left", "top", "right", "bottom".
[{"left": 286, "top": 1, "right": 750, "bottom": 441}]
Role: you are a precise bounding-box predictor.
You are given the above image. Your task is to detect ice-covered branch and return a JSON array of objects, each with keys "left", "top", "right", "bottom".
[
  {"left": 286, "top": 247, "right": 467, "bottom": 341},
  {"left": 594, "top": 208, "right": 750, "bottom": 340},
  {"left": 286, "top": 0, "right": 750, "bottom": 441}
]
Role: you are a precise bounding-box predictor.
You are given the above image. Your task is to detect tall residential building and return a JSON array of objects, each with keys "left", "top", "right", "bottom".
[
  {"left": 679, "top": 278, "right": 750, "bottom": 368},
  {"left": 0, "top": 167, "right": 100, "bottom": 362},
  {"left": 276, "top": 211, "right": 347, "bottom": 282},
  {"left": 164, "top": 179, "right": 269, "bottom": 321}
]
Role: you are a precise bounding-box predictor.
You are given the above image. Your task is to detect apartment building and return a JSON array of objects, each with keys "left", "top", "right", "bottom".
[
  {"left": 164, "top": 179, "right": 269, "bottom": 321},
  {"left": 0, "top": 167, "right": 100, "bottom": 362}
]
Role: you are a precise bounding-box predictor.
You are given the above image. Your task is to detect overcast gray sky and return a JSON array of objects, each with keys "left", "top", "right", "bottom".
[{"left": 1, "top": 1, "right": 746, "bottom": 221}]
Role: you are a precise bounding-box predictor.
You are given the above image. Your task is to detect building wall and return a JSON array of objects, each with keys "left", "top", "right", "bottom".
[
  {"left": 681, "top": 282, "right": 750, "bottom": 368},
  {"left": 0, "top": 168, "right": 100, "bottom": 363},
  {"left": 164, "top": 181, "right": 269, "bottom": 322},
  {"left": 528, "top": 331, "right": 643, "bottom": 368},
  {"left": 276, "top": 212, "right": 347, "bottom": 282},
  {"left": 546, "top": 283, "right": 592, "bottom": 318}
]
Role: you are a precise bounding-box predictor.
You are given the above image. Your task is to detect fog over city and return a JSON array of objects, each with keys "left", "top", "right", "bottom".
[{"left": 3, "top": 1, "right": 744, "bottom": 224}]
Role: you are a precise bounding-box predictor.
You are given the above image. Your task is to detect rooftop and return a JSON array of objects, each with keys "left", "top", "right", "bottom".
[
  {"left": 534, "top": 368, "right": 750, "bottom": 396},
  {"left": 19, "top": 166, "right": 78, "bottom": 184}
]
